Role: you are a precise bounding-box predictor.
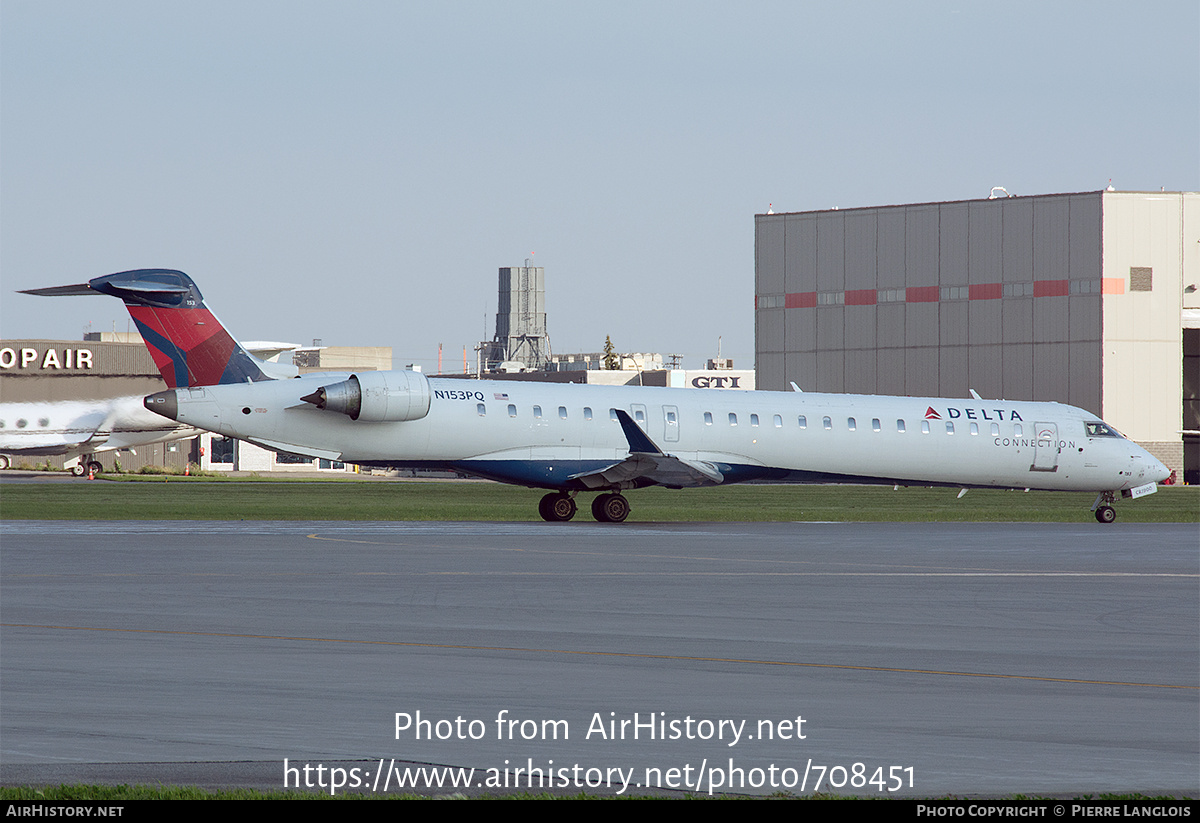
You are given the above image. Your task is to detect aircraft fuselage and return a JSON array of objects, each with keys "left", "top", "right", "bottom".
[{"left": 146, "top": 372, "right": 1168, "bottom": 495}]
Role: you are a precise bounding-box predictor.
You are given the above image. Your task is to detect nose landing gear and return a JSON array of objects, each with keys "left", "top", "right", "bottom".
[{"left": 1091, "top": 491, "right": 1117, "bottom": 524}]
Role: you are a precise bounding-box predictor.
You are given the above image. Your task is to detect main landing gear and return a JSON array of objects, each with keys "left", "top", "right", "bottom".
[
  {"left": 538, "top": 491, "right": 631, "bottom": 523},
  {"left": 69, "top": 460, "right": 103, "bottom": 477}
]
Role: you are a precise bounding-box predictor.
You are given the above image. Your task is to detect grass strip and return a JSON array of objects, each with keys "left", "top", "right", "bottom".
[{"left": 1, "top": 479, "right": 1195, "bottom": 522}]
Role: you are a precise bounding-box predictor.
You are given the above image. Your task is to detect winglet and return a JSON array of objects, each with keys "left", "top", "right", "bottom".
[
  {"left": 613, "top": 409, "right": 663, "bottom": 455},
  {"left": 789, "top": 381, "right": 803, "bottom": 393}
]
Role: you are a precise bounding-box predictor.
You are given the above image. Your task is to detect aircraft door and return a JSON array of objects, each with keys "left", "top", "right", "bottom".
[
  {"left": 630, "top": 404, "right": 648, "bottom": 429},
  {"left": 1030, "top": 422, "right": 1059, "bottom": 472},
  {"left": 662, "top": 405, "right": 679, "bottom": 443}
]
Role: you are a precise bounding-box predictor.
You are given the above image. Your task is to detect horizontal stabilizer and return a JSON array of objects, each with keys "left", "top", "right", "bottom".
[{"left": 19, "top": 283, "right": 97, "bottom": 297}]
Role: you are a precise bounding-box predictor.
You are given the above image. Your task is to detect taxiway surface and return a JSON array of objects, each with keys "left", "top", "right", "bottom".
[{"left": 1, "top": 521, "right": 1196, "bottom": 796}]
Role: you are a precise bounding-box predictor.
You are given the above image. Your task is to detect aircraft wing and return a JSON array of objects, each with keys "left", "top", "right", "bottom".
[
  {"left": 568, "top": 409, "right": 725, "bottom": 489},
  {"left": 569, "top": 451, "right": 724, "bottom": 489}
]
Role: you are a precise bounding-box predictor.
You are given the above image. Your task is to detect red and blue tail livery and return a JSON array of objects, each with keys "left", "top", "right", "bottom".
[{"left": 21, "top": 269, "right": 274, "bottom": 388}]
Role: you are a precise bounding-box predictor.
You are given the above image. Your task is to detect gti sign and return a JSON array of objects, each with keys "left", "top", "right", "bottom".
[{"left": 691, "top": 376, "right": 743, "bottom": 389}]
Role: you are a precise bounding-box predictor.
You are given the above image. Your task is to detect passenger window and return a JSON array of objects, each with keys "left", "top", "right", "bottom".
[
  {"left": 609, "top": 408, "right": 619, "bottom": 422},
  {"left": 872, "top": 418, "right": 881, "bottom": 432},
  {"left": 558, "top": 406, "right": 567, "bottom": 420},
  {"left": 533, "top": 405, "right": 542, "bottom": 418},
  {"left": 847, "top": 417, "right": 856, "bottom": 431},
  {"left": 970, "top": 422, "right": 978, "bottom": 435},
  {"left": 729, "top": 413, "right": 738, "bottom": 426},
  {"left": 990, "top": 423, "right": 999, "bottom": 436},
  {"left": 1013, "top": 423, "right": 1023, "bottom": 437},
  {"left": 822, "top": 416, "right": 831, "bottom": 430},
  {"left": 798, "top": 415, "right": 807, "bottom": 429},
  {"left": 704, "top": 412, "right": 713, "bottom": 425},
  {"left": 921, "top": 420, "right": 930, "bottom": 434},
  {"left": 773, "top": 414, "right": 782, "bottom": 428},
  {"left": 584, "top": 407, "right": 593, "bottom": 420},
  {"left": 476, "top": 403, "right": 486, "bottom": 416},
  {"left": 635, "top": 409, "right": 645, "bottom": 423},
  {"left": 946, "top": 421, "right": 955, "bottom": 434},
  {"left": 897, "top": 419, "right": 906, "bottom": 433},
  {"left": 666, "top": 410, "right": 677, "bottom": 424},
  {"left": 750, "top": 414, "right": 759, "bottom": 427},
  {"left": 508, "top": 404, "right": 517, "bottom": 417}
]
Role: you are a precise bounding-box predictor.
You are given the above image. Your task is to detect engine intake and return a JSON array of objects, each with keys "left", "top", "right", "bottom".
[{"left": 301, "top": 371, "right": 431, "bottom": 422}]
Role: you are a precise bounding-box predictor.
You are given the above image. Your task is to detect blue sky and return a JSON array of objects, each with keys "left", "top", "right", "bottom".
[{"left": 2, "top": 1, "right": 1197, "bottom": 371}]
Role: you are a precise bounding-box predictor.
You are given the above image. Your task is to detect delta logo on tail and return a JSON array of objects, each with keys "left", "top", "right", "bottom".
[{"left": 21, "top": 269, "right": 273, "bottom": 389}]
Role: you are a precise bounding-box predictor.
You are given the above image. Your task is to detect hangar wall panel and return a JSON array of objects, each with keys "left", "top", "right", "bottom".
[
  {"left": 785, "top": 216, "right": 816, "bottom": 294},
  {"left": 940, "top": 203, "right": 969, "bottom": 286}
]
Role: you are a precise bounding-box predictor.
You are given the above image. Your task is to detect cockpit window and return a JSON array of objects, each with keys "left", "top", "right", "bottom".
[{"left": 1085, "top": 421, "right": 1121, "bottom": 438}]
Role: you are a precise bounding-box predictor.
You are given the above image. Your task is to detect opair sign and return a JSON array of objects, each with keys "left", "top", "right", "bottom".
[{"left": 0, "top": 347, "right": 94, "bottom": 371}]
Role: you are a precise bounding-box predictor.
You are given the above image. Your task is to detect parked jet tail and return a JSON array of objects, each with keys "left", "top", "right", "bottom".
[{"left": 21, "top": 269, "right": 291, "bottom": 388}]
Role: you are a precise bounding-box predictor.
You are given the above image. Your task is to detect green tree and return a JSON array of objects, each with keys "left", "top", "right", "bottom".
[{"left": 603, "top": 335, "right": 620, "bottom": 370}]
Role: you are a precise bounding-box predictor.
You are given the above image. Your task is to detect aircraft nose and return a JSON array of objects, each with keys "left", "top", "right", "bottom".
[
  {"left": 144, "top": 390, "right": 178, "bottom": 420},
  {"left": 1148, "top": 456, "right": 1170, "bottom": 484}
]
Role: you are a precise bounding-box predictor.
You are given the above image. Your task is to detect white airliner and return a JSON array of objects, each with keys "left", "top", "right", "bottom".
[
  {"left": 24, "top": 269, "right": 1170, "bottom": 522},
  {"left": 0, "top": 396, "right": 201, "bottom": 474}
]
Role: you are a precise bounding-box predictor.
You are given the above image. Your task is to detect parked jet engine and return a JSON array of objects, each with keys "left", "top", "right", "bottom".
[{"left": 301, "top": 371, "right": 431, "bottom": 422}]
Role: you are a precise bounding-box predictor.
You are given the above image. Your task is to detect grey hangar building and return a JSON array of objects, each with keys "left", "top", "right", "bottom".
[{"left": 754, "top": 189, "right": 1198, "bottom": 483}]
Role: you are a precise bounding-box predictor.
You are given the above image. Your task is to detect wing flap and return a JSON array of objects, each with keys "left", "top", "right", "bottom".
[
  {"left": 569, "top": 452, "right": 724, "bottom": 489},
  {"left": 569, "top": 409, "right": 725, "bottom": 489}
]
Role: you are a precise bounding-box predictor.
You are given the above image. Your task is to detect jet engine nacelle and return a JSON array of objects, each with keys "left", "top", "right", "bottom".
[{"left": 302, "top": 371, "right": 431, "bottom": 422}]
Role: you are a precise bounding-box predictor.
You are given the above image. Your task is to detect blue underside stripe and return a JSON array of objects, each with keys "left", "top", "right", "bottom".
[{"left": 352, "top": 459, "right": 985, "bottom": 491}]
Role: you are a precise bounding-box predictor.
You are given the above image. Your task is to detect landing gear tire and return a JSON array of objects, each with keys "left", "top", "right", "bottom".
[
  {"left": 538, "top": 492, "right": 577, "bottom": 522},
  {"left": 87, "top": 461, "right": 103, "bottom": 476},
  {"left": 1095, "top": 505, "right": 1116, "bottom": 524},
  {"left": 592, "top": 493, "right": 630, "bottom": 523},
  {"left": 70, "top": 463, "right": 86, "bottom": 477},
  {"left": 0, "top": 455, "right": 10, "bottom": 470}
]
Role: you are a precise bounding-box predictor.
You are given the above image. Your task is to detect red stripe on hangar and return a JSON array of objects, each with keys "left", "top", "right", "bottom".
[
  {"left": 969, "top": 283, "right": 1002, "bottom": 300},
  {"left": 785, "top": 292, "right": 817, "bottom": 308}
]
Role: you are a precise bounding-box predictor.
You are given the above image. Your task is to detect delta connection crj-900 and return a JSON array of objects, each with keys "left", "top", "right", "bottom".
[{"left": 21, "top": 269, "right": 1169, "bottom": 522}]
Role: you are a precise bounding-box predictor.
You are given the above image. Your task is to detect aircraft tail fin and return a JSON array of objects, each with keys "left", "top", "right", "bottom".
[{"left": 21, "top": 269, "right": 287, "bottom": 388}]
